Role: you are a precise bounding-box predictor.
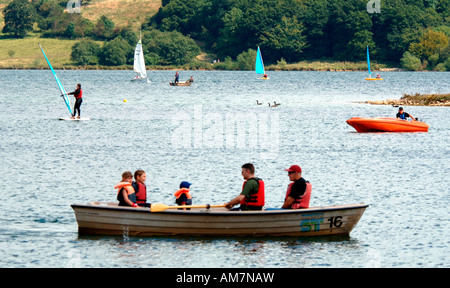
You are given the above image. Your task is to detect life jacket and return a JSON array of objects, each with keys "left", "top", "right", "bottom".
[
  {"left": 174, "top": 188, "right": 192, "bottom": 199},
  {"left": 285, "top": 181, "right": 312, "bottom": 209},
  {"left": 240, "top": 178, "right": 265, "bottom": 207},
  {"left": 174, "top": 188, "right": 192, "bottom": 206},
  {"left": 115, "top": 182, "right": 136, "bottom": 204},
  {"left": 133, "top": 182, "right": 147, "bottom": 204},
  {"left": 75, "top": 88, "right": 82, "bottom": 99}
]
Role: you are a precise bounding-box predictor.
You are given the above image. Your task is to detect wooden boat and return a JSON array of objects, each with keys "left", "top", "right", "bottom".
[
  {"left": 71, "top": 202, "right": 368, "bottom": 237},
  {"left": 170, "top": 80, "right": 193, "bottom": 86},
  {"left": 347, "top": 117, "right": 429, "bottom": 132}
]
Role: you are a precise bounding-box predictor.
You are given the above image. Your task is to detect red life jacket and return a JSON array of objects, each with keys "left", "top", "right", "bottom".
[
  {"left": 240, "top": 178, "right": 265, "bottom": 207},
  {"left": 285, "top": 181, "right": 311, "bottom": 209},
  {"left": 74, "top": 88, "right": 82, "bottom": 99},
  {"left": 134, "top": 182, "right": 147, "bottom": 204}
]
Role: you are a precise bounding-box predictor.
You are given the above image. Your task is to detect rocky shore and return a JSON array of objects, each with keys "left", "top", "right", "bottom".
[{"left": 363, "top": 93, "right": 450, "bottom": 107}]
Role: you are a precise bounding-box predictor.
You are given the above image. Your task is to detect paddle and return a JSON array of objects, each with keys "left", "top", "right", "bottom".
[{"left": 150, "top": 203, "right": 226, "bottom": 212}]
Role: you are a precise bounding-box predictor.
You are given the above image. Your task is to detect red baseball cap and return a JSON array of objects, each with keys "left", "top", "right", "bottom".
[{"left": 285, "top": 165, "right": 302, "bottom": 173}]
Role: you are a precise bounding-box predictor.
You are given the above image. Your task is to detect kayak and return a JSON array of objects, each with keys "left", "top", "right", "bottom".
[
  {"left": 365, "top": 78, "right": 383, "bottom": 81},
  {"left": 346, "top": 117, "right": 429, "bottom": 133}
]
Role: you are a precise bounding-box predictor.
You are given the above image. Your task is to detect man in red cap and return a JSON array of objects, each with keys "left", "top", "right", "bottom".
[{"left": 281, "top": 165, "right": 311, "bottom": 209}]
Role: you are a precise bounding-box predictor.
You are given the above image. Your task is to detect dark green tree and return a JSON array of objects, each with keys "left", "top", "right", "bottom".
[
  {"left": 142, "top": 29, "right": 201, "bottom": 66},
  {"left": 93, "top": 15, "right": 116, "bottom": 40},
  {"left": 2, "top": 0, "right": 35, "bottom": 38},
  {"left": 100, "top": 38, "right": 132, "bottom": 66},
  {"left": 71, "top": 40, "right": 101, "bottom": 66}
]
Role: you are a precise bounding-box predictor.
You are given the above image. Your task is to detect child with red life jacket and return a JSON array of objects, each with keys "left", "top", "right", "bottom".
[
  {"left": 174, "top": 181, "right": 192, "bottom": 210},
  {"left": 115, "top": 171, "right": 138, "bottom": 207},
  {"left": 132, "top": 170, "right": 151, "bottom": 208},
  {"left": 225, "top": 163, "right": 265, "bottom": 211},
  {"left": 281, "top": 165, "right": 311, "bottom": 209}
]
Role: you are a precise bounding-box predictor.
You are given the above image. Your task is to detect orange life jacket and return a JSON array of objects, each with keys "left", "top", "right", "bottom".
[
  {"left": 239, "top": 178, "right": 265, "bottom": 207},
  {"left": 174, "top": 188, "right": 192, "bottom": 199},
  {"left": 285, "top": 181, "right": 311, "bottom": 209},
  {"left": 115, "top": 182, "right": 136, "bottom": 203}
]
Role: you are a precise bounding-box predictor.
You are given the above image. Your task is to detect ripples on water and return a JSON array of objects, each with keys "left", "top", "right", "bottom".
[{"left": 0, "top": 70, "right": 448, "bottom": 267}]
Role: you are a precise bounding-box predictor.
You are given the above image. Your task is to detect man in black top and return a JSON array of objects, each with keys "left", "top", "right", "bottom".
[
  {"left": 282, "top": 165, "right": 308, "bottom": 209},
  {"left": 396, "top": 107, "right": 416, "bottom": 121}
]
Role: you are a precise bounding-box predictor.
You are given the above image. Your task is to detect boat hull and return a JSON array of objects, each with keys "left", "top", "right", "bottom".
[
  {"left": 71, "top": 202, "right": 368, "bottom": 237},
  {"left": 365, "top": 78, "right": 383, "bottom": 81},
  {"left": 347, "top": 117, "right": 429, "bottom": 132},
  {"left": 170, "top": 80, "right": 193, "bottom": 86}
]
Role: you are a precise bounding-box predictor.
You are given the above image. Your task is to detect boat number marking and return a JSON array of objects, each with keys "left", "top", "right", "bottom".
[{"left": 328, "top": 216, "right": 343, "bottom": 228}]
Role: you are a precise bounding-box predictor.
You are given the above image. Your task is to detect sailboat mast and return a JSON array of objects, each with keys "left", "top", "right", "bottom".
[{"left": 39, "top": 43, "right": 73, "bottom": 116}]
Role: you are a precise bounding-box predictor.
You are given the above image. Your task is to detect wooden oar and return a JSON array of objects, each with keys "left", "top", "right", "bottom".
[{"left": 150, "top": 203, "right": 226, "bottom": 212}]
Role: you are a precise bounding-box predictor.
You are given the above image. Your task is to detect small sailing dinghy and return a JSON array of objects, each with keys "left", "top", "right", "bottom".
[
  {"left": 255, "top": 46, "right": 268, "bottom": 79},
  {"left": 131, "top": 32, "right": 148, "bottom": 82},
  {"left": 39, "top": 43, "right": 90, "bottom": 121},
  {"left": 365, "top": 46, "right": 383, "bottom": 81}
]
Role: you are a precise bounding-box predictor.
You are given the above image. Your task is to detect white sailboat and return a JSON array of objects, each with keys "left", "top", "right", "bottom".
[{"left": 131, "top": 32, "right": 148, "bottom": 82}]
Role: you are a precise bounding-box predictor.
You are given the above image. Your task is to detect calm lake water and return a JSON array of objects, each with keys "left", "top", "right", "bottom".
[{"left": 0, "top": 70, "right": 448, "bottom": 268}]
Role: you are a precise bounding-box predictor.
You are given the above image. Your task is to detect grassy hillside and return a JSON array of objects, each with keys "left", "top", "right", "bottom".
[
  {"left": 0, "top": 35, "right": 74, "bottom": 69},
  {"left": 81, "top": 0, "right": 161, "bottom": 30},
  {"left": 0, "top": 0, "right": 161, "bottom": 69}
]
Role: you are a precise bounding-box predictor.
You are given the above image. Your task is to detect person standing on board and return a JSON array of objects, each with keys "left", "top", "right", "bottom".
[
  {"left": 132, "top": 169, "right": 151, "bottom": 208},
  {"left": 396, "top": 107, "right": 416, "bottom": 121},
  {"left": 174, "top": 71, "right": 179, "bottom": 84},
  {"left": 68, "top": 83, "right": 82, "bottom": 119},
  {"left": 224, "top": 163, "right": 265, "bottom": 211},
  {"left": 115, "top": 171, "right": 138, "bottom": 207},
  {"left": 281, "top": 165, "right": 311, "bottom": 209}
]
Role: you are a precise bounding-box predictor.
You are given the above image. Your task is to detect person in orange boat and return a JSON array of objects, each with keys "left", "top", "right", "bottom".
[
  {"left": 225, "top": 163, "right": 265, "bottom": 211},
  {"left": 396, "top": 107, "right": 416, "bottom": 121},
  {"left": 132, "top": 169, "right": 151, "bottom": 208},
  {"left": 115, "top": 171, "right": 138, "bottom": 207},
  {"left": 174, "top": 181, "right": 193, "bottom": 210},
  {"left": 281, "top": 165, "right": 311, "bottom": 209}
]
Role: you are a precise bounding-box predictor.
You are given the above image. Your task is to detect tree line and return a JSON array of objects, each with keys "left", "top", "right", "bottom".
[{"left": 2, "top": 0, "right": 449, "bottom": 70}]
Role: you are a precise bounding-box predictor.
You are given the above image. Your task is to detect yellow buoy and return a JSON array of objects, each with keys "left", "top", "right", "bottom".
[{"left": 123, "top": 99, "right": 127, "bottom": 102}]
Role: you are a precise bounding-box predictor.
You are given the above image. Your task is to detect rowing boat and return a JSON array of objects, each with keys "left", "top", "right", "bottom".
[
  {"left": 71, "top": 202, "right": 368, "bottom": 237},
  {"left": 346, "top": 117, "right": 429, "bottom": 132},
  {"left": 169, "top": 80, "right": 193, "bottom": 86}
]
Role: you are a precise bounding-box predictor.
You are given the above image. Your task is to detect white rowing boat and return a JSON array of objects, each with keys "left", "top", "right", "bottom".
[{"left": 71, "top": 202, "right": 368, "bottom": 237}]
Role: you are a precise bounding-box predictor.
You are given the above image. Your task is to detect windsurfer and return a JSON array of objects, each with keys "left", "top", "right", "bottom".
[{"left": 68, "top": 83, "right": 82, "bottom": 119}]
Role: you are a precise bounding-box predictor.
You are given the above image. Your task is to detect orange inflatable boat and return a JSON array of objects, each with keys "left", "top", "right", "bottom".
[{"left": 346, "top": 117, "right": 429, "bottom": 133}]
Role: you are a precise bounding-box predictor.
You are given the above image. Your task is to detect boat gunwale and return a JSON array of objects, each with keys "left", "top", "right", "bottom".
[{"left": 71, "top": 202, "right": 369, "bottom": 216}]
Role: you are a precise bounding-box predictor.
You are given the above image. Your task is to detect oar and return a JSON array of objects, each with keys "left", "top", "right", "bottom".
[{"left": 150, "top": 203, "right": 226, "bottom": 212}]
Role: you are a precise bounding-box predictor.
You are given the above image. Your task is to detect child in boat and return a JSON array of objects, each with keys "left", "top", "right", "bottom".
[
  {"left": 132, "top": 169, "right": 151, "bottom": 207},
  {"left": 174, "top": 181, "right": 192, "bottom": 210},
  {"left": 115, "top": 171, "right": 138, "bottom": 207}
]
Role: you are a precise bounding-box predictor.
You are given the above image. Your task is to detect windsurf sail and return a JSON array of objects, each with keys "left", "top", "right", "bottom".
[
  {"left": 39, "top": 43, "right": 73, "bottom": 116},
  {"left": 255, "top": 46, "right": 265, "bottom": 75},
  {"left": 133, "top": 33, "right": 147, "bottom": 79},
  {"left": 366, "top": 46, "right": 371, "bottom": 77}
]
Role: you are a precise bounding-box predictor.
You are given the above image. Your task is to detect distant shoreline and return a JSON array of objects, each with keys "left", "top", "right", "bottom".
[{"left": 362, "top": 93, "right": 450, "bottom": 107}]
